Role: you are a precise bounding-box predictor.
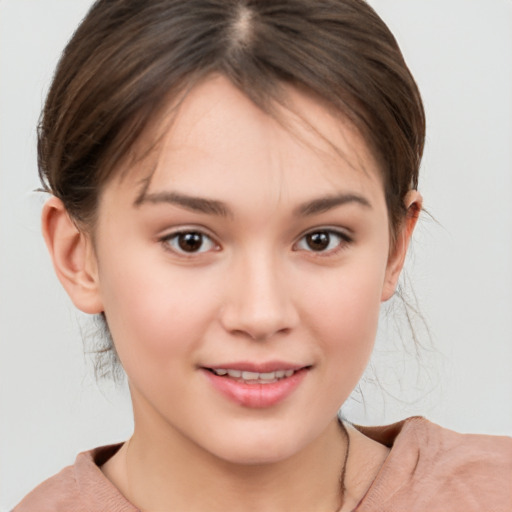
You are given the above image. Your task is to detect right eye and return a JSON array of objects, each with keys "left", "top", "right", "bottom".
[{"left": 161, "top": 231, "right": 218, "bottom": 255}]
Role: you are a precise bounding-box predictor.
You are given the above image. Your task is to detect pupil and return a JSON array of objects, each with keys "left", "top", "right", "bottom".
[
  {"left": 307, "top": 232, "right": 329, "bottom": 251},
  {"left": 178, "top": 232, "right": 203, "bottom": 252}
]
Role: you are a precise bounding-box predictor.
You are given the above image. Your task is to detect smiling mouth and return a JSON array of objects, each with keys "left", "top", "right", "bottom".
[
  {"left": 206, "top": 368, "right": 297, "bottom": 384},
  {"left": 202, "top": 365, "right": 310, "bottom": 407},
  {"left": 204, "top": 367, "right": 311, "bottom": 384}
]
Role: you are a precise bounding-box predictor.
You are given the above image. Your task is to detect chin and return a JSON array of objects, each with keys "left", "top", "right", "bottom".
[
  {"left": 204, "top": 427, "right": 307, "bottom": 466},
  {"left": 219, "top": 446, "right": 298, "bottom": 466}
]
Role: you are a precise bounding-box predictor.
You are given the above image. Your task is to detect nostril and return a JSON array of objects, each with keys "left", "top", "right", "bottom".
[{"left": 218, "top": 272, "right": 299, "bottom": 340}]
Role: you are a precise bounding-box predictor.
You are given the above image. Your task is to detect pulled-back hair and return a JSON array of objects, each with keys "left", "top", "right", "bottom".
[
  {"left": 38, "top": 0, "right": 425, "bottom": 379},
  {"left": 39, "top": 0, "right": 424, "bottom": 232}
]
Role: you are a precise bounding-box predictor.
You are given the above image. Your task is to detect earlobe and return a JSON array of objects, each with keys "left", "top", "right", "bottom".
[
  {"left": 381, "top": 190, "right": 422, "bottom": 301},
  {"left": 42, "top": 196, "right": 104, "bottom": 314}
]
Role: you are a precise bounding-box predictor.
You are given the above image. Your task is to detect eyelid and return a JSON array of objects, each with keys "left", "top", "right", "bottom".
[
  {"left": 293, "top": 227, "right": 353, "bottom": 255},
  {"left": 159, "top": 226, "right": 221, "bottom": 256}
]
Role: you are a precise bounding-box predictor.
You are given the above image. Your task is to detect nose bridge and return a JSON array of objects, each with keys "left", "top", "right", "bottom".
[{"left": 220, "top": 245, "right": 297, "bottom": 340}]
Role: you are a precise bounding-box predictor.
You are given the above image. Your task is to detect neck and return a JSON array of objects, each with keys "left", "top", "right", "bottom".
[{"left": 105, "top": 406, "right": 349, "bottom": 512}]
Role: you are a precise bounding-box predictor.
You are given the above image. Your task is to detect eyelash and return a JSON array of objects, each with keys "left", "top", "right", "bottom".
[
  {"left": 293, "top": 229, "right": 352, "bottom": 256},
  {"left": 160, "top": 230, "right": 219, "bottom": 256},
  {"left": 159, "top": 228, "right": 352, "bottom": 257}
]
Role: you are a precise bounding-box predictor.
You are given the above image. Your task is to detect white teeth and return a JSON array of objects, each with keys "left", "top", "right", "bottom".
[
  {"left": 211, "top": 368, "right": 297, "bottom": 381},
  {"left": 242, "top": 371, "right": 260, "bottom": 380}
]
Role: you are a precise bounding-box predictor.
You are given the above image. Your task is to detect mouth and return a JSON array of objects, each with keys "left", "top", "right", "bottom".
[
  {"left": 205, "top": 367, "right": 300, "bottom": 384},
  {"left": 201, "top": 363, "right": 311, "bottom": 407}
]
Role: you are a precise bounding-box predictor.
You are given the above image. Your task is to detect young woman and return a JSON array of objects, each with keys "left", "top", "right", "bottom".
[{"left": 13, "top": 1, "right": 511, "bottom": 511}]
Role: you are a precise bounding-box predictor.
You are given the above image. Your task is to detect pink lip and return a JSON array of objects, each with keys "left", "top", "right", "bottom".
[
  {"left": 201, "top": 364, "right": 310, "bottom": 409},
  {"left": 206, "top": 361, "right": 306, "bottom": 373}
]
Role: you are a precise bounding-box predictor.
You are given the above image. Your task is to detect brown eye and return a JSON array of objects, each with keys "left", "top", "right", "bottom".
[
  {"left": 295, "top": 229, "right": 350, "bottom": 254},
  {"left": 178, "top": 232, "right": 203, "bottom": 252},
  {"left": 163, "top": 231, "right": 217, "bottom": 254},
  {"left": 305, "top": 231, "right": 330, "bottom": 251}
]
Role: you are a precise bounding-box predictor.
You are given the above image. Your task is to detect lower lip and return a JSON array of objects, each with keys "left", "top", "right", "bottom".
[{"left": 202, "top": 368, "right": 308, "bottom": 408}]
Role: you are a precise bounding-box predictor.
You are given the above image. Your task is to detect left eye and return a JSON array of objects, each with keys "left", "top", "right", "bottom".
[
  {"left": 295, "top": 230, "right": 349, "bottom": 253},
  {"left": 162, "top": 231, "right": 217, "bottom": 254}
]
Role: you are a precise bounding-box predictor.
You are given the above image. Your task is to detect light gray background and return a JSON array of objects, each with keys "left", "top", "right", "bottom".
[{"left": 1, "top": 0, "right": 511, "bottom": 509}]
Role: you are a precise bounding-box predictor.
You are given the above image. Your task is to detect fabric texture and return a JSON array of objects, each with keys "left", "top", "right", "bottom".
[{"left": 13, "top": 417, "right": 512, "bottom": 512}]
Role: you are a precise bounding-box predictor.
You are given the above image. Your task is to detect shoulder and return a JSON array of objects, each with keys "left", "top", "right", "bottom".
[
  {"left": 12, "top": 463, "right": 82, "bottom": 512},
  {"left": 12, "top": 443, "right": 136, "bottom": 512},
  {"left": 397, "top": 416, "right": 512, "bottom": 471},
  {"left": 405, "top": 417, "right": 512, "bottom": 484},
  {"left": 354, "top": 417, "right": 512, "bottom": 512}
]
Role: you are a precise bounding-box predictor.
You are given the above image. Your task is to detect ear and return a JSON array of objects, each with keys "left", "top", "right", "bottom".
[
  {"left": 381, "top": 190, "right": 422, "bottom": 301},
  {"left": 42, "top": 196, "right": 104, "bottom": 314}
]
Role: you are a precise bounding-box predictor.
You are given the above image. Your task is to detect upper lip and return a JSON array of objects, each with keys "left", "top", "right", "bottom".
[{"left": 202, "top": 361, "right": 310, "bottom": 373}]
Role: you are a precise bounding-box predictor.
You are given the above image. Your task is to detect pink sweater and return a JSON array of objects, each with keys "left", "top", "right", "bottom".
[{"left": 13, "top": 417, "right": 512, "bottom": 512}]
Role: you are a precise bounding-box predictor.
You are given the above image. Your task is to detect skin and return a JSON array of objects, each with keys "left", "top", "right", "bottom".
[{"left": 43, "top": 75, "right": 421, "bottom": 512}]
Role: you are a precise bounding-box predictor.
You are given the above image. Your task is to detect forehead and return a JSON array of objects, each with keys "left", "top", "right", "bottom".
[{"left": 114, "top": 74, "right": 385, "bottom": 209}]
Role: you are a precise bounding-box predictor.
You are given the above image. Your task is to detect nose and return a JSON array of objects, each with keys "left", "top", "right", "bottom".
[{"left": 219, "top": 250, "right": 299, "bottom": 341}]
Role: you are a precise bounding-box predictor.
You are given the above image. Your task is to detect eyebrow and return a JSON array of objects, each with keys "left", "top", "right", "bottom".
[
  {"left": 295, "top": 193, "right": 372, "bottom": 216},
  {"left": 136, "top": 190, "right": 232, "bottom": 217},
  {"left": 135, "top": 190, "right": 371, "bottom": 218}
]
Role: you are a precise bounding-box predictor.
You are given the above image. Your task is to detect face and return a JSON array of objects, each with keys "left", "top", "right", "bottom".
[{"left": 89, "top": 75, "right": 404, "bottom": 464}]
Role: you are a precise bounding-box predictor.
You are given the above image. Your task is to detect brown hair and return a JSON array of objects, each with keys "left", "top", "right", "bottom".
[{"left": 38, "top": 0, "right": 425, "bottom": 378}]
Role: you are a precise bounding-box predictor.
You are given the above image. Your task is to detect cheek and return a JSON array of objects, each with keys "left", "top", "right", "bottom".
[
  {"left": 298, "top": 254, "right": 387, "bottom": 360},
  {"left": 97, "top": 252, "right": 221, "bottom": 366}
]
